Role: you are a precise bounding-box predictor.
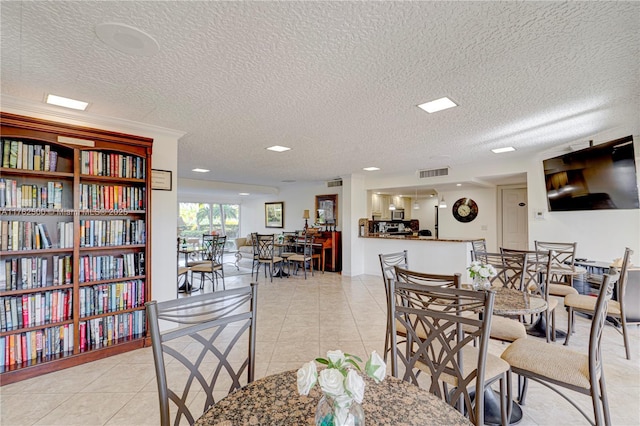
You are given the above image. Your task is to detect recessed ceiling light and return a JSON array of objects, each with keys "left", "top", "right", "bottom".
[
  {"left": 239, "top": 192, "right": 250, "bottom": 196},
  {"left": 46, "top": 94, "right": 88, "bottom": 110},
  {"left": 492, "top": 147, "right": 516, "bottom": 154},
  {"left": 192, "top": 168, "right": 210, "bottom": 173},
  {"left": 95, "top": 22, "right": 159, "bottom": 57},
  {"left": 456, "top": 183, "right": 462, "bottom": 187},
  {"left": 266, "top": 145, "right": 291, "bottom": 152},
  {"left": 363, "top": 167, "right": 380, "bottom": 171},
  {"left": 418, "top": 97, "right": 457, "bottom": 113}
]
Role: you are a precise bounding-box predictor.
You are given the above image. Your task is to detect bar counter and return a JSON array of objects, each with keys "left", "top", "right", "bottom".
[{"left": 359, "top": 235, "right": 474, "bottom": 277}]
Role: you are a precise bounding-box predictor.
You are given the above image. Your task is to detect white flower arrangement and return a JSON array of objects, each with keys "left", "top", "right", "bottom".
[
  {"left": 467, "top": 260, "right": 498, "bottom": 290},
  {"left": 297, "top": 350, "right": 386, "bottom": 426}
]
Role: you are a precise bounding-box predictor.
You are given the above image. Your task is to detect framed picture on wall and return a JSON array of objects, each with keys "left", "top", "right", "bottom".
[
  {"left": 315, "top": 194, "right": 338, "bottom": 226},
  {"left": 265, "top": 201, "right": 284, "bottom": 228}
]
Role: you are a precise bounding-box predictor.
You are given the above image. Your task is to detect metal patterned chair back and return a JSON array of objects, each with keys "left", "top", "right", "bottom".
[
  {"left": 256, "top": 233, "right": 276, "bottom": 260},
  {"left": 200, "top": 234, "right": 219, "bottom": 261},
  {"left": 500, "top": 248, "right": 552, "bottom": 298},
  {"left": 146, "top": 284, "right": 257, "bottom": 426},
  {"left": 389, "top": 279, "right": 495, "bottom": 425},
  {"left": 470, "top": 239, "right": 487, "bottom": 261},
  {"left": 377, "top": 252, "right": 409, "bottom": 361},
  {"left": 591, "top": 271, "right": 620, "bottom": 379},
  {"left": 534, "top": 241, "right": 578, "bottom": 285},
  {"left": 478, "top": 251, "right": 527, "bottom": 291},
  {"left": 212, "top": 236, "right": 227, "bottom": 266}
]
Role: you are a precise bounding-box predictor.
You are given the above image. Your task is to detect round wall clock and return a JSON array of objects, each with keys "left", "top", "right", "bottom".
[{"left": 452, "top": 198, "right": 478, "bottom": 223}]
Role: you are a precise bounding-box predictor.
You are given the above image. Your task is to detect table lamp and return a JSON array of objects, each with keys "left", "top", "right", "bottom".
[{"left": 303, "top": 209, "right": 310, "bottom": 231}]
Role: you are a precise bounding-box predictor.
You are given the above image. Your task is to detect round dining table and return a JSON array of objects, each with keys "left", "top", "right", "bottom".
[{"left": 194, "top": 369, "right": 471, "bottom": 425}]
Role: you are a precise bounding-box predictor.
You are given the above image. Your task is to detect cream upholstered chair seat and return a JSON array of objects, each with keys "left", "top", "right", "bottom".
[
  {"left": 565, "top": 294, "right": 621, "bottom": 315},
  {"left": 564, "top": 248, "right": 633, "bottom": 360},
  {"left": 501, "top": 338, "right": 591, "bottom": 389},
  {"left": 549, "top": 283, "right": 578, "bottom": 296},
  {"left": 417, "top": 345, "right": 511, "bottom": 388},
  {"left": 489, "top": 316, "right": 527, "bottom": 341},
  {"left": 500, "top": 270, "right": 620, "bottom": 426}
]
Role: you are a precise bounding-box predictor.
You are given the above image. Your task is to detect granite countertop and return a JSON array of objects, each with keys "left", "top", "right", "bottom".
[
  {"left": 492, "top": 287, "right": 547, "bottom": 316},
  {"left": 361, "top": 235, "right": 474, "bottom": 242},
  {"left": 195, "top": 370, "right": 471, "bottom": 425}
]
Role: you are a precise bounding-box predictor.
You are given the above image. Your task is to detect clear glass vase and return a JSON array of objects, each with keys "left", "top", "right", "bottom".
[
  {"left": 472, "top": 276, "right": 491, "bottom": 290},
  {"left": 315, "top": 394, "right": 365, "bottom": 426}
]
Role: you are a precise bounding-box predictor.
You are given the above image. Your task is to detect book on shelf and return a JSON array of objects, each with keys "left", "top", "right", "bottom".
[
  {"left": 1, "top": 220, "right": 62, "bottom": 251},
  {"left": 0, "top": 180, "right": 63, "bottom": 209},
  {"left": 0, "top": 324, "right": 74, "bottom": 367},
  {"left": 1, "top": 140, "right": 59, "bottom": 172},
  {"left": 79, "top": 279, "right": 144, "bottom": 317},
  {"left": 81, "top": 150, "right": 145, "bottom": 179}
]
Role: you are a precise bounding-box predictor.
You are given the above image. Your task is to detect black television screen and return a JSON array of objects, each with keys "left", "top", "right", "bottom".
[{"left": 543, "top": 135, "right": 639, "bottom": 211}]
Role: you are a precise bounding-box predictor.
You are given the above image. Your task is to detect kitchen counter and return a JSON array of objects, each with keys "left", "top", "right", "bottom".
[
  {"left": 359, "top": 236, "right": 473, "bottom": 277},
  {"left": 362, "top": 234, "right": 474, "bottom": 242}
]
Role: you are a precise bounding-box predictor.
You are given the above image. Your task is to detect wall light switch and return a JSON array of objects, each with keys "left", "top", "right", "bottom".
[{"left": 534, "top": 210, "right": 545, "bottom": 220}]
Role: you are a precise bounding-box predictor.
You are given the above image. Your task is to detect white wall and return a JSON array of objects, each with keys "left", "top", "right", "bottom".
[
  {"left": 437, "top": 187, "right": 498, "bottom": 251},
  {"left": 2, "top": 97, "right": 184, "bottom": 303},
  {"left": 526, "top": 146, "right": 640, "bottom": 264},
  {"left": 361, "top": 147, "right": 640, "bottom": 266},
  {"left": 238, "top": 182, "right": 343, "bottom": 239}
]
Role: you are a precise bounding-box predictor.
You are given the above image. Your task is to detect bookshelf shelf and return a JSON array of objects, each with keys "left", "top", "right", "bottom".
[
  {"left": 80, "top": 306, "right": 145, "bottom": 322},
  {"left": 78, "top": 275, "right": 145, "bottom": 287},
  {"left": 79, "top": 244, "right": 146, "bottom": 252},
  {"left": 77, "top": 209, "right": 146, "bottom": 215},
  {"left": 80, "top": 174, "right": 146, "bottom": 185},
  {"left": 0, "top": 167, "right": 75, "bottom": 179},
  {"left": 0, "top": 283, "right": 74, "bottom": 297},
  {"left": 0, "top": 247, "right": 74, "bottom": 256},
  {"left": 0, "top": 112, "right": 153, "bottom": 384},
  {"left": 0, "top": 319, "right": 74, "bottom": 338}
]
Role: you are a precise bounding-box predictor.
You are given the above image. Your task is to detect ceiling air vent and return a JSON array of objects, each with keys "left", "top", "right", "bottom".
[
  {"left": 327, "top": 179, "right": 343, "bottom": 188},
  {"left": 418, "top": 167, "right": 449, "bottom": 179}
]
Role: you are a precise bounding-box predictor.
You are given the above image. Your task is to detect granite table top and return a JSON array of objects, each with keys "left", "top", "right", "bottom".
[
  {"left": 195, "top": 370, "right": 471, "bottom": 426},
  {"left": 492, "top": 287, "right": 547, "bottom": 316}
]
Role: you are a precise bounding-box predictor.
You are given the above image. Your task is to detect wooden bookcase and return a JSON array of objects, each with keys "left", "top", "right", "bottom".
[{"left": 0, "top": 112, "right": 153, "bottom": 385}]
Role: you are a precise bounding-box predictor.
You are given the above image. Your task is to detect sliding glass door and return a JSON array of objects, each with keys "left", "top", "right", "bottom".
[{"left": 179, "top": 202, "right": 240, "bottom": 249}]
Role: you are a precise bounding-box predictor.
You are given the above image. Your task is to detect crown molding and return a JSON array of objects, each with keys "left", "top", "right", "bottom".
[{"left": 0, "top": 95, "right": 186, "bottom": 140}]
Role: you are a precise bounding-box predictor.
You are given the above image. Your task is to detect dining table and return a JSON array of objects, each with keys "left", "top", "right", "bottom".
[
  {"left": 178, "top": 246, "right": 205, "bottom": 292},
  {"left": 194, "top": 369, "right": 471, "bottom": 425}
]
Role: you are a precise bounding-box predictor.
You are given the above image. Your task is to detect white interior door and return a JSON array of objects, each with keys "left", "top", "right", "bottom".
[{"left": 501, "top": 187, "right": 528, "bottom": 250}]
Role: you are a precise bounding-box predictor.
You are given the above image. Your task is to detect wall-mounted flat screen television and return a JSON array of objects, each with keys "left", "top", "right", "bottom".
[{"left": 543, "top": 135, "right": 639, "bottom": 211}]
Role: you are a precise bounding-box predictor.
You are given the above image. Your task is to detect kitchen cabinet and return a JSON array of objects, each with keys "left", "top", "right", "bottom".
[{"left": 371, "top": 194, "right": 391, "bottom": 219}]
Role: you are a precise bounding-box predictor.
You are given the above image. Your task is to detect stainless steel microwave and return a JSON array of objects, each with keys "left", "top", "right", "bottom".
[{"left": 392, "top": 209, "right": 405, "bottom": 220}]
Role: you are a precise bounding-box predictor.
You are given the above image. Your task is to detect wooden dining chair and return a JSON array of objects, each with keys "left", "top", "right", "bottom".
[
  {"left": 378, "top": 251, "right": 409, "bottom": 362},
  {"left": 564, "top": 248, "right": 633, "bottom": 359},
  {"left": 501, "top": 270, "right": 620, "bottom": 426},
  {"left": 146, "top": 284, "right": 258, "bottom": 426},
  {"left": 389, "top": 278, "right": 511, "bottom": 425}
]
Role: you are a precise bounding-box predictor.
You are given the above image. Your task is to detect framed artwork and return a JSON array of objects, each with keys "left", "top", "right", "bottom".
[
  {"left": 315, "top": 194, "right": 338, "bottom": 226},
  {"left": 265, "top": 201, "right": 284, "bottom": 228},
  {"left": 151, "top": 169, "right": 172, "bottom": 191}
]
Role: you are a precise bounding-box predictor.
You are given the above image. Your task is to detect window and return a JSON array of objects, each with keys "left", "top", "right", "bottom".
[{"left": 178, "top": 202, "right": 240, "bottom": 249}]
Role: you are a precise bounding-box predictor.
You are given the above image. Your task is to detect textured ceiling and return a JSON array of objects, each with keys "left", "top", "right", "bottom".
[{"left": 1, "top": 1, "right": 639, "bottom": 189}]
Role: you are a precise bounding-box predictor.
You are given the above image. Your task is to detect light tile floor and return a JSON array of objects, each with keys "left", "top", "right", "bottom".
[{"left": 1, "top": 271, "right": 639, "bottom": 425}]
